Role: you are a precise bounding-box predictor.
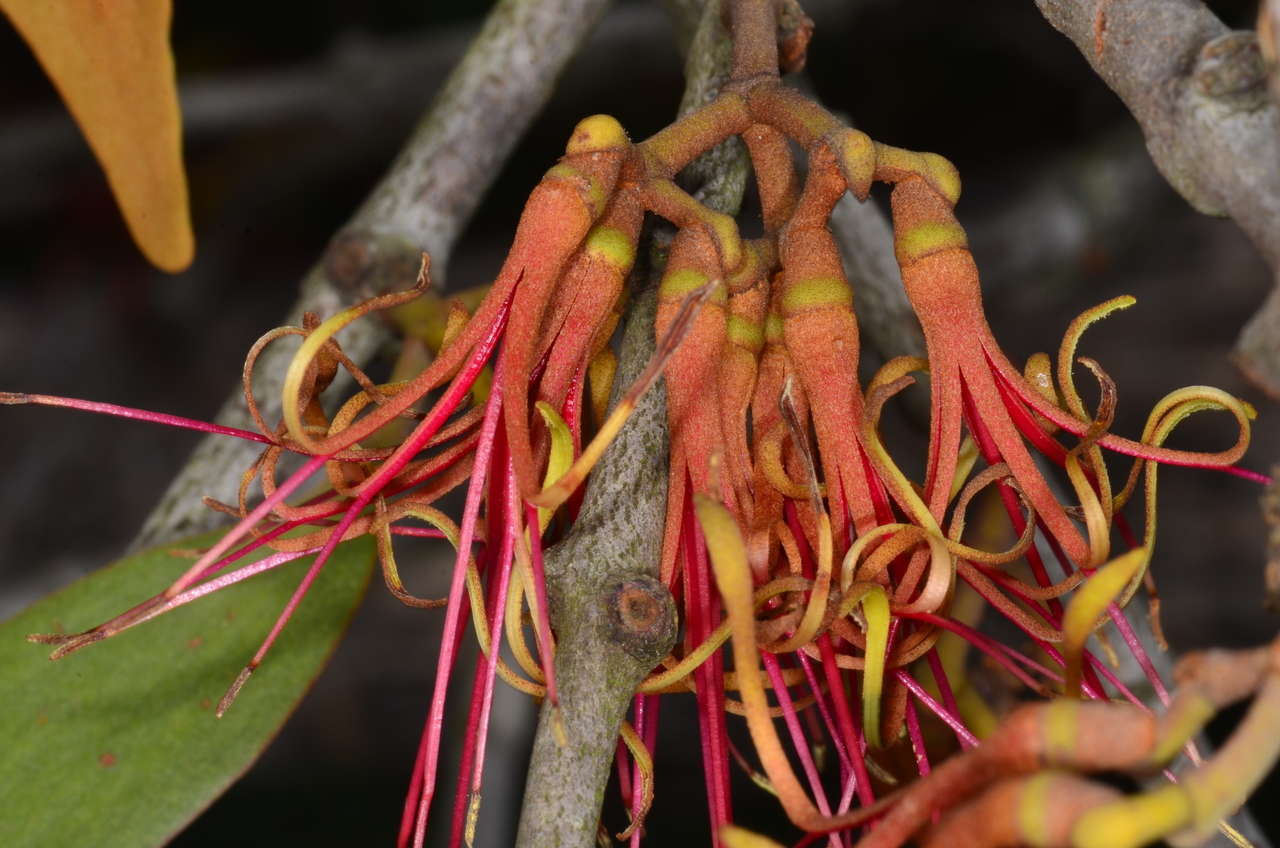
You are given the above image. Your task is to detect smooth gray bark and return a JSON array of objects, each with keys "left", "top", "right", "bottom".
[
  {"left": 1034, "top": 0, "right": 1280, "bottom": 394},
  {"left": 516, "top": 2, "right": 746, "bottom": 842},
  {"left": 514, "top": 283, "right": 677, "bottom": 847}
]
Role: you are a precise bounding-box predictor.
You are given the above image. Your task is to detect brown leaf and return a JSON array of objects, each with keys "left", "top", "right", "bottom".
[{"left": 2, "top": 0, "right": 193, "bottom": 271}]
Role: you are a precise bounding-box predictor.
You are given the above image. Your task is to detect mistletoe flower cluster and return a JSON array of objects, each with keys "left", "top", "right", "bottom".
[{"left": 5, "top": 1, "right": 1274, "bottom": 846}]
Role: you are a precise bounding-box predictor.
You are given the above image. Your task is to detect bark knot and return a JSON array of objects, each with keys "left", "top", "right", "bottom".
[
  {"left": 606, "top": 576, "right": 677, "bottom": 666},
  {"left": 1194, "top": 32, "right": 1268, "bottom": 110}
]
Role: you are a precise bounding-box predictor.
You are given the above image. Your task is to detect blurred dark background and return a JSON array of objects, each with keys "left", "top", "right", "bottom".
[{"left": 1, "top": 0, "right": 1277, "bottom": 845}]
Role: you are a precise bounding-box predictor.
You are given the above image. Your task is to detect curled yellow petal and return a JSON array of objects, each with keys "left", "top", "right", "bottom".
[
  {"left": 616, "top": 721, "right": 654, "bottom": 839},
  {"left": 372, "top": 499, "right": 448, "bottom": 609},
  {"left": 694, "top": 493, "right": 823, "bottom": 827},
  {"left": 893, "top": 532, "right": 953, "bottom": 617},
  {"left": 1061, "top": 548, "right": 1147, "bottom": 698},
  {"left": 841, "top": 523, "right": 908, "bottom": 586},
  {"left": 767, "top": 514, "right": 833, "bottom": 652},
  {"left": 835, "top": 581, "right": 891, "bottom": 747},
  {"left": 1056, "top": 296, "right": 1135, "bottom": 420},
  {"left": 379, "top": 504, "right": 544, "bottom": 697},
  {"left": 282, "top": 273, "right": 429, "bottom": 451},
  {"left": 862, "top": 371, "right": 940, "bottom": 532},
  {"left": 533, "top": 401, "right": 575, "bottom": 532},
  {"left": 533, "top": 282, "right": 714, "bottom": 511},
  {"left": 503, "top": 570, "right": 545, "bottom": 683},
  {"left": 948, "top": 436, "right": 980, "bottom": 505},
  {"left": 1110, "top": 385, "right": 1255, "bottom": 609}
]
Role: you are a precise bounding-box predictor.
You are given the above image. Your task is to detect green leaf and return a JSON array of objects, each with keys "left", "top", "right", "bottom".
[{"left": 0, "top": 531, "right": 375, "bottom": 847}]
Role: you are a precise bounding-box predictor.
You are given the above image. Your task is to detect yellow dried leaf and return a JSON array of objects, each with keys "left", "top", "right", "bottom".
[{"left": 2, "top": 0, "right": 193, "bottom": 271}]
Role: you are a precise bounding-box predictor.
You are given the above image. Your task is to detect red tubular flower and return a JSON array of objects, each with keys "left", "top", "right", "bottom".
[
  {"left": 887, "top": 171, "right": 1256, "bottom": 568},
  {"left": 8, "top": 6, "right": 1274, "bottom": 838}
]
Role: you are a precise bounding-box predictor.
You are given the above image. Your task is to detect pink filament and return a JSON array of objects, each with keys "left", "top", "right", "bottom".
[
  {"left": 410, "top": 309, "right": 512, "bottom": 847},
  {"left": 761, "top": 652, "right": 840, "bottom": 848},
  {"left": 5, "top": 393, "right": 276, "bottom": 444},
  {"left": 892, "top": 668, "right": 978, "bottom": 748},
  {"left": 523, "top": 502, "right": 560, "bottom": 708}
]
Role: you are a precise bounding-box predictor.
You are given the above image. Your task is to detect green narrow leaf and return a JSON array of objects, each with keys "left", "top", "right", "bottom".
[{"left": 0, "top": 531, "right": 374, "bottom": 847}]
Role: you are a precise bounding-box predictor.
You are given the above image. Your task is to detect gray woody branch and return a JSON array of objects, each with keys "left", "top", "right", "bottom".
[
  {"left": 515, "top": 1, "right": 746, "bottom": 843},
  {"left": 1033, "top": 0, "right": 1280, "bottom": 395},
  {"left": 131, "top": 0, "right": 614, "bottom": 550},
  {"left": 513, "top": 279, "right": 677, "bottom": 848}
]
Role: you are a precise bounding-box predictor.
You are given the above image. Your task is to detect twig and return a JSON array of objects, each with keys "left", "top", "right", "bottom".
[
  {"left": 129, "top": 0, "right": 615, "bottom": 551},
  {"left": 514, "top": 277, "right": 678, "bottom": 847},
  {"left": 515, "top": 1, "right": 749, "bottom": 843},
  {"left": 1032, "top": 0, "right": 1280, "bottom": 394}
]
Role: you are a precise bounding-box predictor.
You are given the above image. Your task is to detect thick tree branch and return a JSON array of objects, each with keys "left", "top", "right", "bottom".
[
  {"left": 1032, "top": 0, "right": 1280, "bottom": 394},
  {"left": 516, "top": 1, "right": 747, "bottom": 843},
  {"left": 515, "top": 280, "right": 677, "bottom": 847},
  {"left": 130, "top": 0, "right": 614, "bottom": 550}
]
